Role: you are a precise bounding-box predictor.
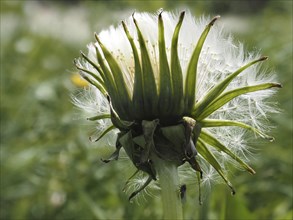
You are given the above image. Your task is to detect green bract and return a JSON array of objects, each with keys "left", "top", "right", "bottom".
[{"left": 75, "top": 11, "right": 281, "bottom": 199}]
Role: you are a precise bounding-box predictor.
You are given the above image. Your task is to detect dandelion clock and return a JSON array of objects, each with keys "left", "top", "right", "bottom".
[{"left": 73, "top": 10, "right": 281, "bottom": 219}]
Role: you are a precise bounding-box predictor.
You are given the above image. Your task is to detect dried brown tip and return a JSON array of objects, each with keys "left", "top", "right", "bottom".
[
  {"left": 94, "top": 32, "right": 101, "bottom": 44},
  {"left": 209, "top": 15, "right": 221, "bottom": 26},
  {"left": 273, "top": 83, "right": 283, "bottom": 88},
  {"left": 259, "top": 56, "right": 269, "bottom": 61}
]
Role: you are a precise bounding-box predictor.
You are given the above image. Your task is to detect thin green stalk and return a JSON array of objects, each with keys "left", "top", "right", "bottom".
[{"left": 152, "top": 155, "right": 183, "bottom": 220}]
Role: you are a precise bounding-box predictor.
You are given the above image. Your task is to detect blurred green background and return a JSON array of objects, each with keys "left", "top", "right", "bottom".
[{"left": 1, "top": 0, "right": 292, "bottom": 219}]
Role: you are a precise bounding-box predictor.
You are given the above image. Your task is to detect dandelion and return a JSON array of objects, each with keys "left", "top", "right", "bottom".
[{"left": 73, "top": 10, "right": 281, "bottom": 219}]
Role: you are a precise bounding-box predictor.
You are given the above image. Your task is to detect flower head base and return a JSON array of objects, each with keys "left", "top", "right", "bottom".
[{"left": 74, "top": 10, "right": 281, "bottom": 199}]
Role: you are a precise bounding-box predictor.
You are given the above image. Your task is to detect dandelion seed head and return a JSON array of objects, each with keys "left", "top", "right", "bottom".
[{"left": 73, "top": 9, "right": 280, "bottom": 199}]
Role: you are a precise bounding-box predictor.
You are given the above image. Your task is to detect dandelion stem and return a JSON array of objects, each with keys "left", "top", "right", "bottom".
[{"left": 152, "top": 155, "right": 183, "bottom": 220}]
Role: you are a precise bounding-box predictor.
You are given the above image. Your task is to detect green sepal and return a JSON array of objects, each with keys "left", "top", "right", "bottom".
[
  {"left": 89, "top": 125, "right": 115, "bottom": 142},
  {"left": 161, "top": 124, "right": 186, "bottom": 149},
  {"left": 101, "top": 132, "right": 123, "bottom": 163},
  {"left": 118, "top": 131, "right": 134, "bottom": 159},
  {"left": 95, "top": 34, "right": 132, "bottom": 118},
  {"left": 170, "top": 11, "right": 185, "bottom": 115},
  {"left": 141, "top": 120, "right": 160, "bottom": 163},
  {"left": 87, "top": 114, "right": 111, "bottom": 121},
  {"left": 133, "top": 15, "right": 158, "bottom": 118},
  {"left": 78, "top": 74, "right": 107, "bottom": 96},
  {"left": 197, "top": 82, "right": 282, "bottom": 120},
  {"left": 118, "top": 131, "right": 157, "bottom": 180},
  {"left": 93, "top": 45, "right": 123, "bottom": 116},
  {"left": 122, "top": 21, "right": 145, "bottom": 119},
  {"left": 159, "top": 124, "right": 186, "bottom": 164},
  {"left": 189, "top": 117, "right": 202, "bottom": 148},
  {"left": 200, "top": 130, "right": 256, "bottom": 174},
  {"left": 101, "top": 143, "right": 121, "bottom": 163},
  {"left": 201, "top": 119, "right": 274, "bottom": 141},
  {"left": 74, "top": 59, "right": 104, "bottom": 86},
  {"left": 132, "top": 135, "right": 146, "bottom": 148},
  {"left": 197, "top": 138, "right": 236, "bottom": 195},
  {"left": 158, "top": 118, "right": 202, "bottom": 169},
  {"left": 185, "top": 16, "right": 220, "bottom": 112},
  {"left": 182, "top": 117, "right": 203, "bottom": 175},
  {"left": 182, "top": 117, "right": 198, "bottom": 159},
  {"left": 193, "top": 56, "right": 269, "bottom": 118},
  {"left": 80, "top": 51, "right": 105, "bottom": 79},
  {"left": 187, "top": 157, "right": 203, "bottom": 177},
  {"left": 76, "top": 54, "right": 107, "bottom": 95},
  {"left": 108, "top": 97, "right": 133, "bottom": 131},
  {"left": 158, "top": 12, "right": 173, "bottom": 116}
]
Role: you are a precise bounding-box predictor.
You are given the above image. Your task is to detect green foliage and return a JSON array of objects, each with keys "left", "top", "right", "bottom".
[{"left": 1, "top": 1, "right": 292, "bottom": 220}]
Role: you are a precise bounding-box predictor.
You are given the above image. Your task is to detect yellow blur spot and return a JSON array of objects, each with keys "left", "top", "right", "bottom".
[{"left": 71, "top": 73, "right": 89, "bottom": 87}]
